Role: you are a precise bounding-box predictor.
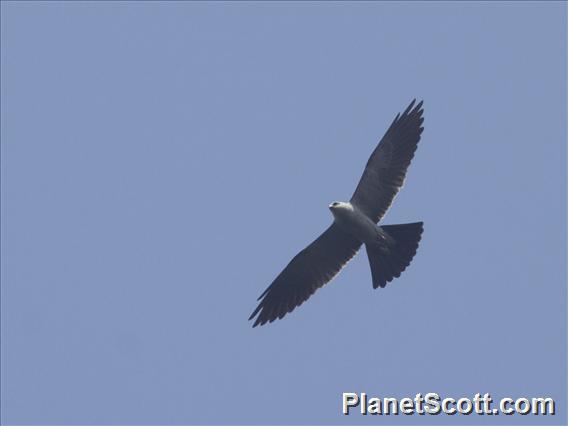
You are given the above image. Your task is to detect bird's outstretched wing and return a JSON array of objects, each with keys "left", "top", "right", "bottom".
[
  {"left": 249, "top": 224, "right": 361, "bottom": 327},
  {"left": 350, "top": 99, "right": 424, "bottom": 223}
]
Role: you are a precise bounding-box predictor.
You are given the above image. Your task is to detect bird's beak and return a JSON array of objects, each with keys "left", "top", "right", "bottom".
[{"left": 328, "top": 204, "right": 334, "bottom": 210}]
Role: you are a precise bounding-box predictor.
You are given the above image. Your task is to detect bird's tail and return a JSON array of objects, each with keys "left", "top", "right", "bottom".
[{"left": 366, "top": 222, "right": 423, "bottom": 289}]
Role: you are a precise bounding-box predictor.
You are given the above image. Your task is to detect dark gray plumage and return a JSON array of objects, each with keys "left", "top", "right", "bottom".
[
  {"left": 350, "top": 100, "right": 424, "bottom": 222},
  {"left": 249, "top": 100, "right": 425, "bottom": 327}
]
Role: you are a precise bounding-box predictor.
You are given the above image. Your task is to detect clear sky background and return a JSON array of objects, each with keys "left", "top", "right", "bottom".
[{"left": 1, "top": 2, "right": 566, "bottom": 425}]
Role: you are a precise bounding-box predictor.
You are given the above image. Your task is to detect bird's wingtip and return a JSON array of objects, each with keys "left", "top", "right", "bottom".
[
  {"left": 403, "top": 99, "right": 416, "bottom": 115},
  {"left": 248, "top": 303, "right": 263, "bottom": 322}
]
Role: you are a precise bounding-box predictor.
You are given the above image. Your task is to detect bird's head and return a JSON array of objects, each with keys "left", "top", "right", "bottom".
[
  {"left": 329, "top": 201, "right": 341, "bottom": 211},
  {"left": 328, "top": 201, "right": 351, "bottom": 213}
]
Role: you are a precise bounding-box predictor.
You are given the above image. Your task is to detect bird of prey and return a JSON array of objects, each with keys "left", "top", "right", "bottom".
[{"left": 249, "top": 100, "right": 425, "bottom": 327}]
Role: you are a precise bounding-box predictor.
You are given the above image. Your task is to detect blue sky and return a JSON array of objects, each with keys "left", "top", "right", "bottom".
[{"left": 1, "top": 2, "right": 566, "bottom": 425}]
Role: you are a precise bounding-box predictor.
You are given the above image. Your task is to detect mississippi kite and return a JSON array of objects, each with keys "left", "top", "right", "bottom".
[{"left": 249, "top": 100, "right": 425, "bottom": 327}]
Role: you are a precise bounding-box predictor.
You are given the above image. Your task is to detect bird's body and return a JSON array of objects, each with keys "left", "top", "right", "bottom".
[
  {"left": 329, "top": 201, "right": 382, "bottom": 245},
  {"left": 249, "top": 100, "right": 425, "bottom": 327}
]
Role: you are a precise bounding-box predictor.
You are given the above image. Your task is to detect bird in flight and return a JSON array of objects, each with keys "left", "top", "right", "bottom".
[{"left": 249, "top": 100, "right": 425, "bottom": 327}]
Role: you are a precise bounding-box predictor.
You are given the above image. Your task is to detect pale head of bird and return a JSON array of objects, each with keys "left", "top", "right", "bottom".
[
  {"left": 328, "top": 201, "right": 353, "bottom": 218},
  {"left": 329, "top": 201, "right": 341, "bottom": 211}
]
